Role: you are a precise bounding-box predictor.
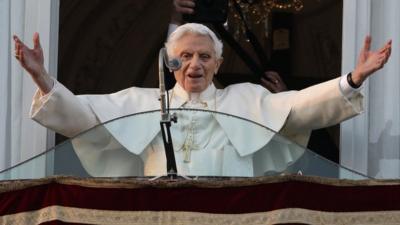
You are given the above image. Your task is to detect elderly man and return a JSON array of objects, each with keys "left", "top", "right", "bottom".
[{"left": 14, "top": 23, "right": 391, "bottom": 177}]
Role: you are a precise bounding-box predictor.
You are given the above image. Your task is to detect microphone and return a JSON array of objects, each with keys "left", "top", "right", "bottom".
[
  {"left": 159, "top": 48, "right": 181, "bottom": 120},
  {"left": 166, "top": 58, "right": 182, "bottom": 71},
  {"left": 159, "top": 48, "right": 168, "bottom": 120},
  {"left": 163, "top": 50, "right": 182, "bottom": 71},
  {"left": 158, "top": 47, "right": 179, "bottom": 176}
]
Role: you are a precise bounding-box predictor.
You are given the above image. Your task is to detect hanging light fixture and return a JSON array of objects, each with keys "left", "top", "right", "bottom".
[{"left": 228, "top": 0, "right": 304, "bottom": 39}]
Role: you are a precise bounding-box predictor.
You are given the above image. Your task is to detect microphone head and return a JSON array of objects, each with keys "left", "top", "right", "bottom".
[
  {"left": 161, "top": 47, "right": 182, "bottom": 71},
  {"left": 167, "top": 58, "right": 182, "bottom": 71}
]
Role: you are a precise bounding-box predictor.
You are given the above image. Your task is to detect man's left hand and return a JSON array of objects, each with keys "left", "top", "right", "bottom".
[
  {"left": 261, "top": 71, "right": 288, "bottom": 93},
  {"left": 352, "top": 36, "right": 392, "bottom": 85}
]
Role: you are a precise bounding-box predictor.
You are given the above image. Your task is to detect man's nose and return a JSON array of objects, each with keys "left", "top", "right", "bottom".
[{"left": 188, "top": 55, "right": 201, "bottom": 70}]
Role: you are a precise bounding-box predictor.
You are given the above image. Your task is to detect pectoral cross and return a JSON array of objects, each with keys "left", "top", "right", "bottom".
[
  {"left": 182, "top": 131, "right": 195, "bottom": 163},
  {"left": 183, "top": 143, "right": 192, "bottom": 163}
]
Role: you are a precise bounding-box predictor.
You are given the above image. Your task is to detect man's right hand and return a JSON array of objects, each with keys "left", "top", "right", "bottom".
[
  {"left": 171, "top": 0, "right": 195, "bottom": 25},
  {"left": 13, "top": 33, "right": 53, "bottom": 95}
]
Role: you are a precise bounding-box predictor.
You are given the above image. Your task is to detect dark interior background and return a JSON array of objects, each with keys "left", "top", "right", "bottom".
[{"left": 56, "top": 0, "right": 343, "bottom": 163}]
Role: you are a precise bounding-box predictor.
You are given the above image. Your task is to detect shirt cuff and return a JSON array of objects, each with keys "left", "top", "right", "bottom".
[
  {"left": 339, "top": 74, "right": 362, "bottom": 98},
  {"left": 38, "top": 78, "right": 57, "bottom": 103}
]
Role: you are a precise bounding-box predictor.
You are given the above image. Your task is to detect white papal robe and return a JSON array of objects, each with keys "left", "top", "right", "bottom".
[{"left": 30, "top": 77, "right": 363, "bottom": 177}]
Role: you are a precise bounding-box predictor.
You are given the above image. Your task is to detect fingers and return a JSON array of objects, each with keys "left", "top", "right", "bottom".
[
  {"left": 19, "top": 48, "right": 24, "bottom": 64},
  {"left": 260, "top": 77, "right": 278, "bottom": 93},
  {"left": 33, "top": 32, "right": 42, "bottom": 50},
  {"left": 374, "top": 51, "right": 389, "bottom": 70},
  {"left": 13, "top": 33, "right": 42, "bottom": 62},
  {"left": 13, "top": 34, "right": 30, "bottom": 59},
  {"left": 261, "top": 71, "right": 287, "bottom": 93},
  {"left": 177, "top": 0, "right": 195, "bottom": 8},
  {"left": 14, "top": 47, "right": 24, "bottom": 63},
  {"left": 13, "top": 35, "right": 28, "bottom": 49},
  {"left": 363, "top": 35, "right": 372, "bottom": 52},
  {"left": 13, "top": 35, "right": 23, "bottom": 60},
  {"left": 174, "top": 0, "right": 195, "bottom": 14},
  {"left": 264, "top": 71, "right": 282, "bottom": 84},
  {"left": 384, "top": 40, "right": 392, "bottom": 63},
  {"left": 13, "top": 35, "right": 22, "bottom": 51},
  {"left": 379, "top": 39, "right": 392, "bottom": 64},
  {"left": 378, "top": 39, "right": 391, "bottom": 53},
  {"left": 356, "top": 37, "right": 392, "bottom": 77},
  {"left": 13, "top": 34, "right": 21, "bottom": 44}
]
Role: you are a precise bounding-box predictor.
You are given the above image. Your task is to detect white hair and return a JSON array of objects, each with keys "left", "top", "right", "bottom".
[{"left": 165, "top": 23, "right": 223, "bottom": 59}]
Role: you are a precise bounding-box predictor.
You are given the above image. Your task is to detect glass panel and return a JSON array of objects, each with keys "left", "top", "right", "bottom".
[{"left": 0, "top": 109, "right": 368, "bottom": 180}]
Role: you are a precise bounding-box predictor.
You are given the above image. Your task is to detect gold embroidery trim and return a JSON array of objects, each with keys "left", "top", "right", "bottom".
[
  {"left": 2, "top": 175, "right": 400, "bottom": 194},
  {"left": 2, "top": 206, "right": 400, "bottom": 225}
]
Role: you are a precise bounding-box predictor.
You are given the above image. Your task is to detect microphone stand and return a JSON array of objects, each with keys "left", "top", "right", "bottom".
[{"left": 158, "top": 48, "right": 178, "bottom": 179}]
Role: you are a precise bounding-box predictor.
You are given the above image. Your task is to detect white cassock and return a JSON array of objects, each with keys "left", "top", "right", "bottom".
[{"left": 30, "top": 77, "right": 363, "bottom": 177}]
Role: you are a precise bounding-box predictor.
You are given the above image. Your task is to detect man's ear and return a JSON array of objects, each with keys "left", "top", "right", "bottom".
[{"left": 215, "top": 57, "right": 224, "bottom": 74}]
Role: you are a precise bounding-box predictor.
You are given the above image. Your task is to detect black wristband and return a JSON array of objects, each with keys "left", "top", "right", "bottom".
[{"left": 347, "top": 72, "right": 361, "bottom": 89}]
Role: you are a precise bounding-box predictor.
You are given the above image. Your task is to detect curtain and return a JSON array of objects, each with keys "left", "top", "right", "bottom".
[
  {"left": 0, "top": 0, "right": 59, "bottom": 176},
  {"left": 341, "top": 0, "right": 400, "bottom": 178}
]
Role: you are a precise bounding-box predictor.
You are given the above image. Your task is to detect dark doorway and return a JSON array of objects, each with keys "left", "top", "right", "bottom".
[{"left": 56, "top": 0, "right": 343, "bottom": 163}]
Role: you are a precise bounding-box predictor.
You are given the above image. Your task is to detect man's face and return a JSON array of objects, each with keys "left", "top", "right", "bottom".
[{"left": 172, "top": 33, "right": 222, "bottom": 93}]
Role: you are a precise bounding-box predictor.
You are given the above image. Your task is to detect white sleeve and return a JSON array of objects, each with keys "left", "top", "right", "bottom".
[
  {"left": 30, "top": 79, "right": 99, "bottom": 137},
  {"left": 281, "top": 77, "right": 363, "bottom": 136}
]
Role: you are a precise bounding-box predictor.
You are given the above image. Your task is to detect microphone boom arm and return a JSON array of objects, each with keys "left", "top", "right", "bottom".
[{"left": 158, "top": 48, "right": 180, "bottom": 177}]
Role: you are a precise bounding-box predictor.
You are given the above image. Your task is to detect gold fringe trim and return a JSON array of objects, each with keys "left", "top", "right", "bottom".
[
  {"left": 2, "top": 205, "right": 400, "bottom": 225},
  {"left": 2, "top": 175, "right": 400, "bottom": 194}
]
